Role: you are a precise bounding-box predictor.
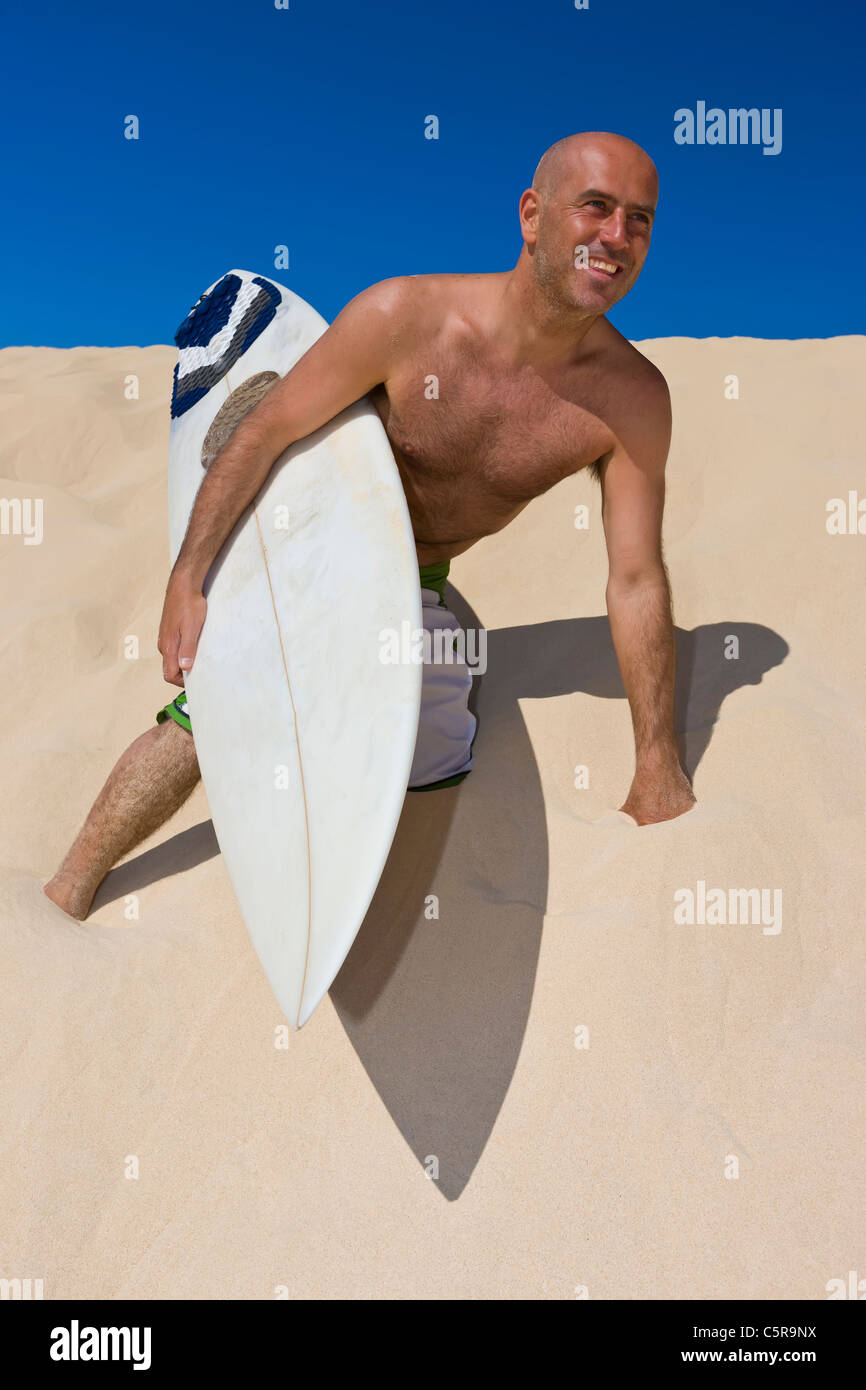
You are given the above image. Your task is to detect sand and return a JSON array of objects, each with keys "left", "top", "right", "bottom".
[{"left": 1, "top": 336, "right": 864, "bottom": 1299}]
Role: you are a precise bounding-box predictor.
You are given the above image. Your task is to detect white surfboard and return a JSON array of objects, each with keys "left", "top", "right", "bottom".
[{"left": 167, "top": 270, "right": 422, "bottom": 1028}]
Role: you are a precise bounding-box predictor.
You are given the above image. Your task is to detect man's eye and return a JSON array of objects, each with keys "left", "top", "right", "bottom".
[{"left": 586, "top": 200, "right": 607, "bottom": 210}]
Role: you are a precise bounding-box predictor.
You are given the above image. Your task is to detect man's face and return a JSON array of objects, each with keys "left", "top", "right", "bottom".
[{"left": 528, "top": 144, "right": 658, "bottom": 314}]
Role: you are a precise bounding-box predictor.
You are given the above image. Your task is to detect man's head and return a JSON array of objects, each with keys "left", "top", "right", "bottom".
[{"left": 520, "top": 132, "right": 659, "bottom": 316}]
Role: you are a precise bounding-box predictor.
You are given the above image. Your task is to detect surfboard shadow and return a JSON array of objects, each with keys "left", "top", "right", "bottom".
[{"left": 330, "top": 604, "right": 788, "bottom": 1201}]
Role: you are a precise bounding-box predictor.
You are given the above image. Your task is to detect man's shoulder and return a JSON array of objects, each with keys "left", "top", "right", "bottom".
[
  {"left": 353, "top": 273, "right": 497, "bottom": 361},
  {"left": 365, "top": 271, "right": 502, "bottom": 324},
  {"left": 588, "top": 325, "right": 672, "bottom": 459},
  {"left": 597, "top": 319, "right": 670, "bottom": 405},
  {"left": 586, "top": 321, "right": 672, "bottom": 467},
  {"left": 335, "top": 275, "right": 444, "bottom": 359},
  {"left": 361, "top": 271, "right": 492, "bottom": 310}
]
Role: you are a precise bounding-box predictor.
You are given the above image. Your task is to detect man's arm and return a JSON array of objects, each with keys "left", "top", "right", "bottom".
[
  {"left": 158, "top": 276, "right": 411, "bottom": 685},
  {"left": 595, "top": 368, "right": 695, "bottom": 824}
]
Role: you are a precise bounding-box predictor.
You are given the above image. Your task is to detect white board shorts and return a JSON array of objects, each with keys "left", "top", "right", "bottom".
[
  {"left": 156, "top": 576, "right": 477, "bottom": 793},
  {"left": 407, "top": 583, "right": 477, "bottom": 791}
]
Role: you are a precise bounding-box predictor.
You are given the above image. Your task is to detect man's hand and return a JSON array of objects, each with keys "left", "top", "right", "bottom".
[
  {"left": 158, "top": 572, "right": 208, "bottom": 686},
  {"left": 620, "top": 759, "right": 695, "bottom": 825}
]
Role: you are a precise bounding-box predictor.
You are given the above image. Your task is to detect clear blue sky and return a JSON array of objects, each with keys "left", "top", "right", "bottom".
[{"left": 2, "top": 0, "right": 862, "bottom": 345}]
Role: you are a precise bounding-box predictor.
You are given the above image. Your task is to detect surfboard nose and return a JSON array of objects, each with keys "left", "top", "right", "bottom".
[{"left": 170, "top": 270, "right": 282, "bottom": 419}]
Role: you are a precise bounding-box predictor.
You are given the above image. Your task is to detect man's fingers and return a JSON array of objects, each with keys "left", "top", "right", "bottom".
[
  {"left": 158, "top": 587, "right": 207, "bottom": 686},
  {"left": 177, "top": 630, "right": 199, "bottom": 676},
  {"left": 160, "top": 627, "right": 199, "bottom": 684},
  {"left": 162, "top": 640, "right": 183, "bottom": 686}
]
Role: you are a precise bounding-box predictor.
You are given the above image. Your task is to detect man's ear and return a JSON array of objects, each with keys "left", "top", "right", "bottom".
[{"left": 518, "top": 187, "right": 541, "bottom": 244}]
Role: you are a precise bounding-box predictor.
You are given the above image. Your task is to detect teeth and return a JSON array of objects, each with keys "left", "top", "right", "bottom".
[{"left": 588, "top": 258, "right": 619, "bottom": 274}]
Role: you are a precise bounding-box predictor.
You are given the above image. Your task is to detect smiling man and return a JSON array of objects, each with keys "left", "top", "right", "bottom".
[{"left": 44, "top": 130, "right": 695, "bottom": 921}]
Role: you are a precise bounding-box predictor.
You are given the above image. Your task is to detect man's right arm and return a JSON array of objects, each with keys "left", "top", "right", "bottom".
[{"left": 158, "top": 277, "right": 411, "bottom": 684}]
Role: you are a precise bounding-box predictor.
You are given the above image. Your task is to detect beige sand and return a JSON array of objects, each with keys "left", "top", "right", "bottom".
[{"left": 1, "top": 337, "right": 864, "bottom": 1300}]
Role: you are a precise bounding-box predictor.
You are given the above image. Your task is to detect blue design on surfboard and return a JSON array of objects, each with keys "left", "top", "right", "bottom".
[{"left": 170, "top": 273, "right": 282, "bottom": 418}]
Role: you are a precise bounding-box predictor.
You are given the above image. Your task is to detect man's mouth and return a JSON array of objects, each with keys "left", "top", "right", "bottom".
[{"left": 584, "top": 256, "right": 623, "bottom": 279}]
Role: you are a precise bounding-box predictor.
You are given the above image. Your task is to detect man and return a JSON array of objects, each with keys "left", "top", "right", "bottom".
[{"left": 44, "top": 130, "right": 695, "bottom": 921}]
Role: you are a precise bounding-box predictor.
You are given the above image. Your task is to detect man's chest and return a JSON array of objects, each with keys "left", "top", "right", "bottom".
[{"left": 377, "top": 357, "right": 617, "bottom": 504}]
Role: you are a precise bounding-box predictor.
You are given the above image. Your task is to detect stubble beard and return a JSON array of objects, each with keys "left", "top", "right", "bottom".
[
  {"left": 532, "top": 235, "right": 573, "bottom": 314},
  {"left": 532, "top": 221, "right": 602, "bottom": 322}
]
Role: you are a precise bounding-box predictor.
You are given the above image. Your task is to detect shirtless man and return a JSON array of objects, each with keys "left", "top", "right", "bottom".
[{"left": 44, "top": 130, "right": 695, "bottom": 920}]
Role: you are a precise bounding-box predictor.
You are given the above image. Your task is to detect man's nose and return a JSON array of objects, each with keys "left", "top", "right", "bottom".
[{"left": 600, "top": 208, "right": 628, "bottom": 249}]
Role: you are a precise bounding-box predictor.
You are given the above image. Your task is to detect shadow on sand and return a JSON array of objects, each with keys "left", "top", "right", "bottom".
[{"left": 94, "top": 597, "right": 788, "bottom": 1199}]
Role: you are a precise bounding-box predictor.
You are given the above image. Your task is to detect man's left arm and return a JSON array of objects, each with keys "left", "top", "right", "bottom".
[{"left": 595, "top": 370, "right": 695, "bottom": 825}]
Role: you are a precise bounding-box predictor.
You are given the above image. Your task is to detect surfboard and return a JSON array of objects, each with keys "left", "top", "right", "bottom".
[{"left": 167, "top": 270, "right": 422, "bottom": 1028}]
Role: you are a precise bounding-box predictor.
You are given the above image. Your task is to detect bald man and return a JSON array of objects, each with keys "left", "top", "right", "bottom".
[{"left": 45, "top": 130, "right": 695, "bottom": 921}]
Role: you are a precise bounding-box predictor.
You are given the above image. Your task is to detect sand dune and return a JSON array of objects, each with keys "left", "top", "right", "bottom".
[{"left": 1, "top": 336, "right": 863, "bottom": 1298}]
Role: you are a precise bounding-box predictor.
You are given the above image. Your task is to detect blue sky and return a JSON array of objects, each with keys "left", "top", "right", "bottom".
[{"left": 2, "top": 0, "right": 862, "bottom": 345}]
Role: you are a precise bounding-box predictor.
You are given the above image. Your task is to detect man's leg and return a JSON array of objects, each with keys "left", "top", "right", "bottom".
[{"left": 43, "top": 718, "right": 201, "bottom": 920}]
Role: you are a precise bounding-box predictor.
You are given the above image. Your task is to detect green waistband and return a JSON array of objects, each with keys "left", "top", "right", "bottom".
[{"left": 418, "top": 559, "right": 450, "bottom": 602}]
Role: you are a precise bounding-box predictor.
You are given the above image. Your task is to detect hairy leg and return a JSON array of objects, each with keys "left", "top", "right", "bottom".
[{"left": 43, "top": 718, "right": 201, "bottom": 920}]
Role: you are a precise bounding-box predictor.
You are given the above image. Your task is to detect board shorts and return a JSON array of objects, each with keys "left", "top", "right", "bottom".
[{"left": 156, "top": 560, "right": 477, "bottom": 792}]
